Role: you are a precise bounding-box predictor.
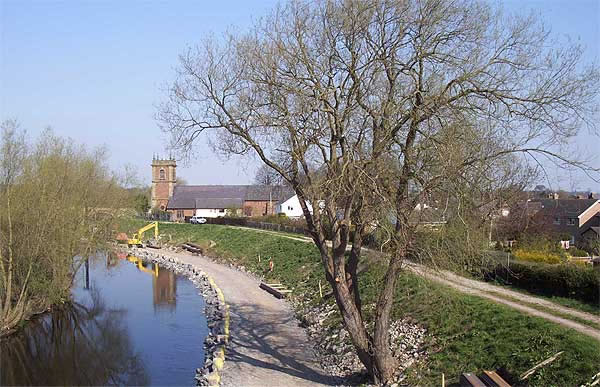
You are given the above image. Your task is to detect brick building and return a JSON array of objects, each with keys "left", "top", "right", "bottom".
[
  {"left": 150, "top": 158, "right": 292, "bottom": 221},
  {"left": 151, "top": 157, "right": 176, "bottom": 210}
]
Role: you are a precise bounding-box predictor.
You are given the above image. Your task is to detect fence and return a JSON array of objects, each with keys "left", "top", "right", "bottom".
[
  {"left": 203, "top": 216, "right": 311, "bottom": 236},
  {"left": 139, "top": 212, "right": 172, "bottom": 222}
]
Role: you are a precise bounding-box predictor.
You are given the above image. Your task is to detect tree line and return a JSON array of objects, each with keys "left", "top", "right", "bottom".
[{"left": 0, "top": 120, "right": 133, "bottom": 337}]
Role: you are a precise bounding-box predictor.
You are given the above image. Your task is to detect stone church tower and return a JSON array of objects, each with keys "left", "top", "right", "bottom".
[{"left": 151, "top": 157, "right": 176, "bottom": 210}]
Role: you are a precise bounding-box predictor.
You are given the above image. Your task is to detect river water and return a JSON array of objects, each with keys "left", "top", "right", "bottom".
[{"left": 0, "top": 252, "right": 208, "bottom": 386}]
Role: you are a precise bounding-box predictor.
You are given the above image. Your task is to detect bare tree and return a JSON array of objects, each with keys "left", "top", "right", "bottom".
[
  {"left": 254, "top": 164, "right": 283, "bottom": 186},
  {"left": 158, "top": 0, "right": 599, "bottom": 383}
]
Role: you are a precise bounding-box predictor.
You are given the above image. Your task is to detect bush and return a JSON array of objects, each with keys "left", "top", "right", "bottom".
[
  {"left": 483, "top": 261, "right": 600, "bottom": 304},
  {"left": 568, "top": 248, "right": 589, "bottom": 257},
  {"left": 512, "top": 249, "right": 562, "bottom": 264}
]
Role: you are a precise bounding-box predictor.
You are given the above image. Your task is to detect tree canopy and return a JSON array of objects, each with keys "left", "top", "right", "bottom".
[{"left": 158, "top": 0, "right": 599, "bottom": 382}]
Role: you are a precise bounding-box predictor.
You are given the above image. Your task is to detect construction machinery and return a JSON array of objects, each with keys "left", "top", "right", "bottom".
[
  {"left": 126, "top": 255, "right": 159, "bottom": 277},
  {"left": 127, "top": 221, "right": 159, "bottom": 247}
]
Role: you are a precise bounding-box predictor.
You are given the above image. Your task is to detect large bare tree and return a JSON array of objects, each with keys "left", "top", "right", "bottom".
[{"left": 158, "top": 0, "right": 599, "bottom": 383}]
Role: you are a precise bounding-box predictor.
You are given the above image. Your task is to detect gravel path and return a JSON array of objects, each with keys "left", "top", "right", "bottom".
[
  {"left": 407, "top": 264, "right": 600, "bottom": 341},
  {"left": 229, "top": 226, "right": 600, "bottom": 340},
  {"left": 155, "top": 248, "right": 336, "bottom": 387},
  {"left": 406, "top": 263, "right": 600, "bottom": 324}
]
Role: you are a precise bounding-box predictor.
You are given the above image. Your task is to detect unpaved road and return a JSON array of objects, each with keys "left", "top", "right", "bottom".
[
  {"left": 154, "top": 247, "right": 336, "bottom": 387},
  {"left": 229, "top": 226, "right": 600, "bottom": 340},
  {"left": 408, "top": 264, "right": 600, "bottom": 341}
]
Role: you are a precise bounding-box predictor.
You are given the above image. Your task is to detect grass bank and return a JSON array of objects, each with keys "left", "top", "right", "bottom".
[{"left": 121, "top": 220, "right": 600, "bottom": 386}]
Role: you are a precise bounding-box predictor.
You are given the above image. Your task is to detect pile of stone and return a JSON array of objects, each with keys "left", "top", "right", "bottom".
[
  {"left": 299, "top": 301, "right": 428, "bottom": 386},
  {"left": 125, "top": 248, "right": 228, "bottom": 386}
]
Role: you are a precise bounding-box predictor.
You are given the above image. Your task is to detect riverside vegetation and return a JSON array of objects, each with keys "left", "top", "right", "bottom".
[
  {"left": 0, "top": 121, "right": 134, "bottom": 336},
  {"left": 122, "top": 219, "right": 600, "bottom": 386}
]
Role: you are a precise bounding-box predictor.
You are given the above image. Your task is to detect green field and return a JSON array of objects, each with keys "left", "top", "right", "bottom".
[{"left": 121, "top": 220, "right": 600, "bottom": 386}]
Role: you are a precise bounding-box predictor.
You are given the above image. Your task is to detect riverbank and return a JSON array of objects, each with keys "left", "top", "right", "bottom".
[
  {"left": 1, "top": 252, "right": 210, "bottom": 386},
  {"left": 125, "top": 248, "right": 230, "bottom": 386},
  {"left": 134, "top": 245, "right": 336, "bottom": 387},
  {"left": 120, "top": 220, "right": 600, "bottom": 386}
]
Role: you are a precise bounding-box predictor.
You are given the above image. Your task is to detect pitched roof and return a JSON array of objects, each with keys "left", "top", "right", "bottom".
[
  {"left": 195, "top": 197, "right": 244, "bottom": 209},
  {"left": 166, "top": 184, "right": 293, "bottom": 209},
  {"left": 245, "top": 185, "right": 293, "bottom": 201},
  {"left": 534, "top": 199, "right": 598, "bottom": 217}
]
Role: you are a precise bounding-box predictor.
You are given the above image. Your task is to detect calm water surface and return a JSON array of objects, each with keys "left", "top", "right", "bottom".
[{"left": 1, "top": 252, "right": 208, "bottom": 386}]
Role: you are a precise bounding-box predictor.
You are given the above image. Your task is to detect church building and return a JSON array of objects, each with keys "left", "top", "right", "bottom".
[{"left": 151, "top": 157, "right": 293, "bottom": 222}]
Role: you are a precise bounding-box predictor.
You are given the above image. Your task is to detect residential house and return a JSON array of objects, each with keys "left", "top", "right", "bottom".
[
  {"left": 530, "top": 198, "right": 600, "bottom": 243},
  {"left": 276, "top": 193, "right": 313, "bottom": 218}
]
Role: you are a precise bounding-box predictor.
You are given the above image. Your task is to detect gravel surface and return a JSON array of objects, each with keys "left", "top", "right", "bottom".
[
  {"left": 152, "top": 247, "right": 337, "bottom": 387},
  {"left": 300, "top": 302, "right": 427, "bottom": 386}
]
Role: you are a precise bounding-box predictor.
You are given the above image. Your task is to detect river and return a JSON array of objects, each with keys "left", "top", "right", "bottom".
[{"left": 0, "top": 252, "right": 208, "bottom": 386}]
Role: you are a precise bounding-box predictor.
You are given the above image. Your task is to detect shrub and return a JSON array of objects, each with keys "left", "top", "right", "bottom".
[
  {"left": 483, "top": 261, "right": 600, "bottom": 304},
  {"left": 512, "top": 249, "right": 562, "bottom": 264}
]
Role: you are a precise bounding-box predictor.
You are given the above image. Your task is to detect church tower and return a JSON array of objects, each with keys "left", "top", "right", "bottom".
[{"left": 151, "top": 156, "right": 177, "bottom": 210}]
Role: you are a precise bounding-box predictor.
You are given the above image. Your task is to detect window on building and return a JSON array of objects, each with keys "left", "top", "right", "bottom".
[
  {"left": 553, "top": 217, "right": 560, "bottom": 225},
  {"left": 219, "top": 209, "right": 225, "bottom": 213},
  {"left": 567, "top": 218, "right": 577, "bottom": 226},
  {"left": 288, "top": 206, "right": 293, "bottom": 211},
  {"left": 177, "top": 210, "right": 184, "bottom": 219},
  {"left": 159, "top": 169, "right": 166, "bottom": 180}
]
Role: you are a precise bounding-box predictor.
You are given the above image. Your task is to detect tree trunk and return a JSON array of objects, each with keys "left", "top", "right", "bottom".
[{"left": 322, "top": 246, "right": 402, "bottom": 385}]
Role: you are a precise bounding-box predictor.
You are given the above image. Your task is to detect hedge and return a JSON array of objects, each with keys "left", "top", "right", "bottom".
[
  {"left": 483, "top": 261, "right": 600, "bottom": 305},
  {"left": 513, "top": 249, "right": 562, "bottom": 264},
  {"left": 203, "top": 216, "right": 311, "bottom": 236}
]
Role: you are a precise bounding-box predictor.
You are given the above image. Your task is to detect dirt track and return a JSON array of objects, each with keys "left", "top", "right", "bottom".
[
  {"left": 155, "top": 248, "right": 336, "bottom": 387},
  {"left": 407, "top": 263, "right": 600, "bottom": 341},
  {"left": 229, "top": 226, "right": 600, "bottom": 341}
]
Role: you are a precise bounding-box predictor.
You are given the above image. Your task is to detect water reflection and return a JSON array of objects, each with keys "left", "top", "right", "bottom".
[
  {"left": 122, "top": 255, "right": 177, "bottom": 311},
  {"left": 1, "top": 252, "right": 207, "bottom": 386},
  {"left": 1, "top": 288, "right": 149, "bottom": 386}
]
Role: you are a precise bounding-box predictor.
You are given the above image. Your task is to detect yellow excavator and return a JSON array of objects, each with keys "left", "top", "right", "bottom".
[
  {"left": 126, "top": 255, "right": 159, "bottom": 277},
  {"left": 127, "top": 221, "right": 159, "bottom": 247}
]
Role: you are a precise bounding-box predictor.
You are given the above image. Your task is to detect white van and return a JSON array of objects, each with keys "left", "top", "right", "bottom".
[{"left": 190, "top": 216, "right": 207, "bottom": 224}]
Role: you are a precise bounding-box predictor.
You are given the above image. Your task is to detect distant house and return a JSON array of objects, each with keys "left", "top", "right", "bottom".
[
  {"left": 166, "top": 184, "right": 292, "bottom": 221},
  {"left": 276, "top": 193, "right": 314, "bottom": 218},
  {"left": 150, "top": 157, "right": 296, "bottom": 221},
  {"left": 531, "top": 199, "right": 600, "bottom": 242},
  {"left": 581, "top": 226, "right": 600, "bottom": 251}
]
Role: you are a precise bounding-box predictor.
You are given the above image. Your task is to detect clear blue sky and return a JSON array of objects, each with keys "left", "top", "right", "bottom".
[{"left": 1, "top": 0, "right": 599, "bottom": 190}]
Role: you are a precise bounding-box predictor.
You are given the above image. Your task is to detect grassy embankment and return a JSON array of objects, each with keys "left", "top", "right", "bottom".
[
  {"left": 122, "top": 219, "right": 600, "bottom": 386},
  {"left": 482, "top": 251, "right": 600, "bottom": 316}
]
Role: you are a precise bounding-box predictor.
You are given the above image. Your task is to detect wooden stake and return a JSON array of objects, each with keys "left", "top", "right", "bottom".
[
  {"left": 258, "top": 254, "right": 261, "bottom": 262},
  {"left": 441, "top": 373, "right": 445, "bottom": 387},
  {"left": 520, "top": 351, "right": 563, "bottom": 380},
  {"left": 319, "top": 280, "right": 323, "bottom": 298}
]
